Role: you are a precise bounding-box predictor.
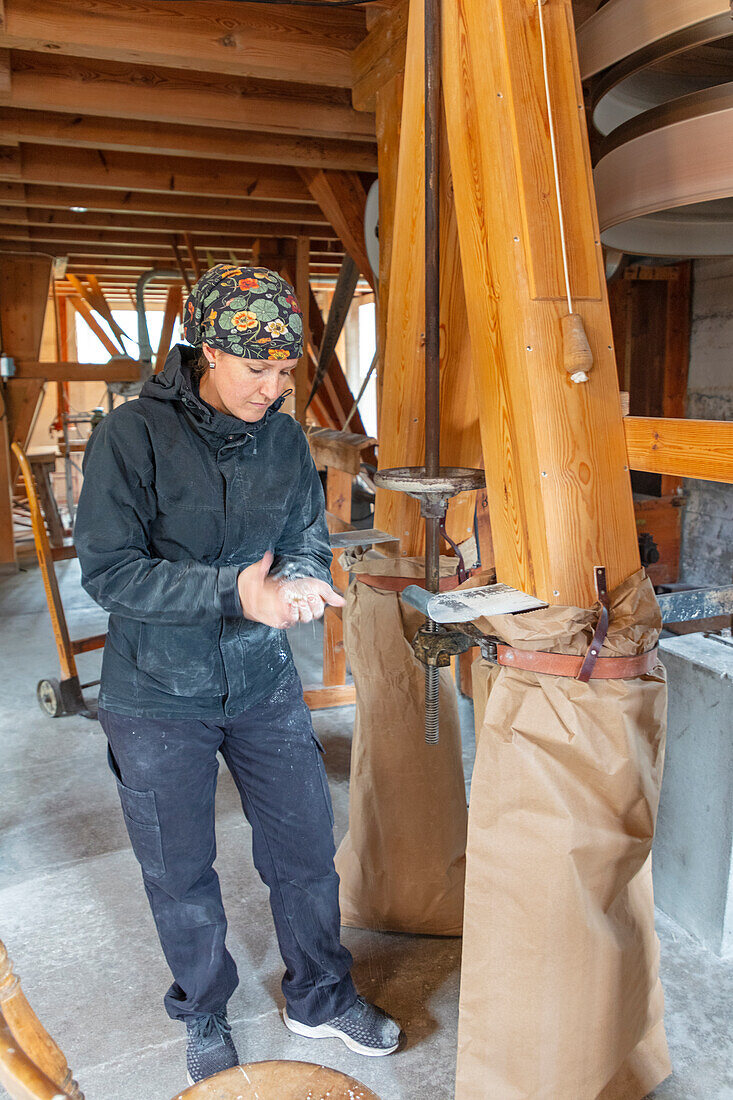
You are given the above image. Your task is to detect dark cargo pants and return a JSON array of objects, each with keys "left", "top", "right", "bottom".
[{"left": 99, "top": 673, "right": 356, "bottom": 1025}]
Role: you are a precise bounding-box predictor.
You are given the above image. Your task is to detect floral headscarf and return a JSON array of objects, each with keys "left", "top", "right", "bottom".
[{"left": 183, "top": 264, "right": 304, "bottom": 361}]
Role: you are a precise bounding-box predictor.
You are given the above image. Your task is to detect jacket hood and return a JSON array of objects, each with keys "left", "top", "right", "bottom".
[{"left": 141, "top": 343, "right": 288, "bottom": 439}]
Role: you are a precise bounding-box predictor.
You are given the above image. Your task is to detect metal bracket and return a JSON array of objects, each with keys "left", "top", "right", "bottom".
[{"left": 412, "top": 623, "right": 479, "bottom": 667}]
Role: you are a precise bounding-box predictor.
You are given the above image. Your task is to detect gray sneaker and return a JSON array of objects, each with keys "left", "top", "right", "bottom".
[
  {"left": 283, "top": 995, "right": 402, "bottom": 1056},
  {"left": 185, "top": 1010, "right": 239, "bottom": 1085}
]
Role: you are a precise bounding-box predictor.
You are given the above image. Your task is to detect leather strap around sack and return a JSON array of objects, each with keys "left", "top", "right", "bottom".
[
  {"left": 354, "top": 573, "right": 462, "bottom": 594},
  {"left": 496, "top": 644, "right": 658, "bottom": 680}
]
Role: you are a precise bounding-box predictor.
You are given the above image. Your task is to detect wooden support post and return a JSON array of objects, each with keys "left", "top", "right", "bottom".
[
  {"left": 374, "top": 0, "right": 483, "bottom": 559},
  {"left": 68, "top": 295, "right": 122, "bottom": 358},
  {"left": 155, "top": 282, "right": 182, "bottom": 371},
  {"left": 171, "top": 239, "right": 192, "bottom": 292},
  {"left": 326, "top": 465, "right": 352, "bottom": 593},
  {"left": 298, "top": 169, "right": 375, "bottom": 289},
  {"left": 184, "top": 232, "right": 203, "bottom": 281},
  {"left": 0, "top": 414, "right": 15, "bottom": 571},
  {"left": 374, "top": 71, "right": 404, "bottom": 430},
  {"left": 84, "top": 273, "right": 129, "bottom": 349},
  {"left": 661, "top": 262, "right": 692, "bottom": 495},
  {"left": 443, "top": 0, "right": 639, "bottom": 605},
  {"left": 295, "top": 236, "right": 310, "bottom": 425}
]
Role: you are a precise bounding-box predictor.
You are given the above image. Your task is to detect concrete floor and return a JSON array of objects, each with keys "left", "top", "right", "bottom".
[{"left": 0, "top": 556, "right": 731, "bottom": 1100}]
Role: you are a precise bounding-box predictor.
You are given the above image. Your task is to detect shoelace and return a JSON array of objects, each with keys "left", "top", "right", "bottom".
[{"left": 188, "top": 1010, "right": 232, "bottom": 1044}]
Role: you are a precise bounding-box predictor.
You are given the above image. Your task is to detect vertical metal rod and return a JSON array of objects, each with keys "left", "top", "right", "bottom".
[
  {"left": 424, "top": 0, "right": 441, "bottom": 486},
  {"left": 424, "top": 0, "right": 442, "bottom": 745}
]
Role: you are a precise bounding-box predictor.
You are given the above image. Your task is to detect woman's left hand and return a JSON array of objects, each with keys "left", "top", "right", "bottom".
[{"left": 278, "top": 577, "right": 345, "bottom": 624}]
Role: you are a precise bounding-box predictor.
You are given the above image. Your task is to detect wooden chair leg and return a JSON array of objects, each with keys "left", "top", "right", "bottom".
[{"left": 0, "top": 940, "right": 83, "bottom": 1099}]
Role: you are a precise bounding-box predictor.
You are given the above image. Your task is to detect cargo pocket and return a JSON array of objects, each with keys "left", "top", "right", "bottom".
[
  {"left": 312, "top": 734, "right": 335, "bottom": 828},
  {"left": 107, "top": 746, "right": 166, "bottom": 879}
]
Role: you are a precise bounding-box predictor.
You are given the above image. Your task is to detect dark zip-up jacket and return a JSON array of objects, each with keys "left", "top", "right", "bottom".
[{"left": 74, "top": 344, "right": 332, "bottom": 718}]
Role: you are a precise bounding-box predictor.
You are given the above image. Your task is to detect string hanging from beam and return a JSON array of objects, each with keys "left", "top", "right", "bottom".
[{"left": 537, "top": 0, "right": 594, "bottom": 385}]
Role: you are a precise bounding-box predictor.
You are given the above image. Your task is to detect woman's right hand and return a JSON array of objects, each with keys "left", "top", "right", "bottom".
[{"left": 237, "top": 552, "right": 344, "bottom": 629}]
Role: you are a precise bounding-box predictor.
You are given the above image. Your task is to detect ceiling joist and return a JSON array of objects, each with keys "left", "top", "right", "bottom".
[
  {"left": 5, "top": 51, "right": 375, "bottom": 143},
  {"left": 0, "top": 108, "right": 377, "bottom": 173},
  {"left": 0, "top": 0, "right": 366, "bottom": 88}
]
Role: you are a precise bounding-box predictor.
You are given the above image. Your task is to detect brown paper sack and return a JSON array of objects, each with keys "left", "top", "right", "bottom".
[
  {"left": 456, "top": 569, "right": 671, "bottom": 1100},
  {"left": 335, "top": 556, "right": 468, "bottom": 935},
  {"left": 471, "top": 654, "right": 500, "bottom": 748}
]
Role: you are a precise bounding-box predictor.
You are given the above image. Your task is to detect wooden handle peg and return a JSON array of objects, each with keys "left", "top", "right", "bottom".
[{"left": 561, "top": 312, "right": 593, "bottom": 383}]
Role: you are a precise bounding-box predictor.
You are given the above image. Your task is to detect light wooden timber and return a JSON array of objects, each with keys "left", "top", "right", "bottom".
[
  {"left": 0, "top": 252, "right": 50, "bottom": 358},
  {"left": 0, "top": 107, "right": 377, "bottom": 174},
  {"left": 0, "top": 184, "right": 330, "bottom": 226},
  {"left": 0, "top": 238, "right": 343, "bottom": 268},
  {"left": 0, "top": 144, "right": 19, "bottom": 178},
  {"left": 375, "top": 71, "right": 404, "bottom": 427},
  {"left": 4, "top": 376, "right": 44, "bottom": 485},
  {"left": 295, "top": 237, "right": 310, "bottom": 426},
  {"left": 0, "top": 144, "right": 311, "bottom": 204},
  {"left": 443, "top": 0, "right": 639, "bottom": 606},
  {"left": 352, "top": 0, "right": 408, "bottom": 112},
  {"left": 308, "top": 427, "right": 378, "bottom": 476},
  {"left": 576, "top": 0, "right": 732, "bottom": 82},
  {"left": 308, "top": 288, "right": 371, "bottom": 443},
  {"left": 68, "top": 295, "right": 123, "bottom": 358},
  {"left": 299, "top": 170, "right": 375, "bottom": 288},
  {"left": 0, "top": 209, "right": 340, "bottom": 245},
  {"left": 184, "top": 233, "right": 202, "bottom": 281},
  {"left": 624, "top": 417, "right": 733, "bottom": 483},
  {"left": 13, "top": 360, "right": 140, "bottom": 382},
  {"left": 374, "top": 0, "right": 482, "bottom": 558},
  {"left": 6, "top": 52, "right": 375, "bottom": 143},
  {"left": 0, "top": 0, "right": 365, "bottom": 88},
  {"left": 595, "top": 85, "right": 733, "bottom": 256},
  {"left": 66, "top": 273, "right": 125, "bottom": 351},
  {"left": 302, "top": 683, "right": 356, "bottom": 709},
  {"left": 0, "top": 416, "right": 14, "bottom": 568},
  {"left": 155, "top": 283, "right": 182, "bottom": 372}
]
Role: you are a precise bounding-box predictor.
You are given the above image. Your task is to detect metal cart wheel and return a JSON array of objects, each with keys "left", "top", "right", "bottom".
[{"left": 37, "top": 679, "right": 65, "bottom": 718}]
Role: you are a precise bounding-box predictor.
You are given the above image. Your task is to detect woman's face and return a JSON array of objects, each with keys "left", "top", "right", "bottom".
[{"left": 199, "top": 343, "right": 297, "bottom": 422}]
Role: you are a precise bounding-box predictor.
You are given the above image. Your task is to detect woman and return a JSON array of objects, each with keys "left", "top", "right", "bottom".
[{"left": 75, "top": 265, "right": 401, "bottom": 1086}]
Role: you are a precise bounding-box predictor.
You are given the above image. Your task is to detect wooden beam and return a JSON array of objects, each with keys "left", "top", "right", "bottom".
[
  {"left": 302, "top": 683, "right": 356, "bottom": 709},
  {"left": 0, "top": 184, "right": 330, "bottom": 227},
  {"left": 374, "top": 0, "right": 482, "bottom": 557},
  {"left": 0, "top": 252, "right": 50, "bottom": 358},
  {"left": 352, "top": 0, "right": 408, "bottom": 112},
  {"left": 295, "top": 237, "right": 311, "bottom": 426},
  {"left": 13, "top": 359, "right": 139, "bottom": 381},
  {"left": 375, "top": 71, "right": 404, "bottom": 428},
  {"left": 0, "top": 107, "right": 377, "bottom": 173},
  {"left": 0, "top": 413, "right": 15, "bottom": 570},
  {"left": 0, "top": 0, "right": 365, "bottom": 88},
  {"left": 6, "top": 52, "right": 374, "bottom": 143},
  {"left": 307, "top": 287, "right": 371, "bottom": 444},
  {"left": 0, "top": 223, "right": 343, "bottom": 258},
  {"left": 66, "top": 274, "right": 126, "bottom": 352},
  {"left": 443, "top": 0, "right": 639, "bottom": 606},
  {"left": 67, "top": 295, "right": 122, "bottom": 358},
  {"left": 155, "top": 284, "right": 182, "bottom": 372},
  {"left": 661, "top": 262, "right": 692, "bottom": 494},
  {"left": 299, "top": 169, "right": 375, "bottom": 288},
  {"left": 1, "top": 144, "right": 310, "bottom": 204},
  {"left": 170, "top": 240, "right": 192, "bottom": 293},
  {"left": 625, "top": 417, "right": 733, "bottom": 483},
  {"left": 184, "top": 233, "right": 203, "bottom": 281},
  {"left": 308, "top": 427, "right": 378, "bottom": 475},
  {"left": 0, "top": 210, "right": 340, "bottom": 244}
]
